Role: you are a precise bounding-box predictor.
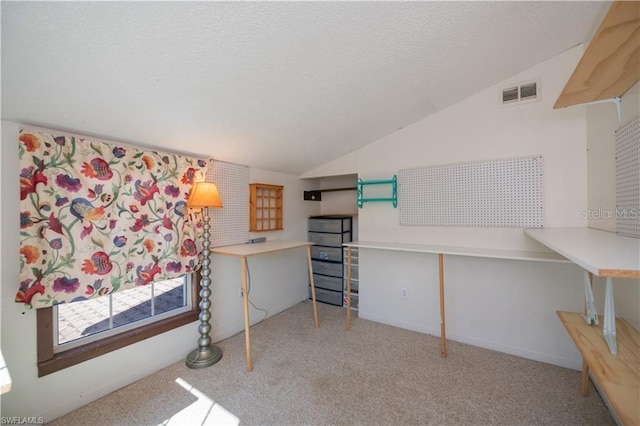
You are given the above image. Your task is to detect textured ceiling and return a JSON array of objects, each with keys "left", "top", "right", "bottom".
[{"left": 2, "top": 1, "right": 608, "bottom": 175}]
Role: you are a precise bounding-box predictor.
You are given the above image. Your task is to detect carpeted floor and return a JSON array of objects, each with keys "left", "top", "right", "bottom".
[{"left": 49, "top": 301, "right": 614, "bottom": 425}]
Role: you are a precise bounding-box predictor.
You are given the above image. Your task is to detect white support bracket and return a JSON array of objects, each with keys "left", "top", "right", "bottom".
[
  {"left": 581, "top": 271, "right": 598, "bottom": 326},
  {"left": 578, "top": 97, "right": 622, "bottom": 124},
  {"left": 603, "top": 277, "right": 617, "bottom": 355}
]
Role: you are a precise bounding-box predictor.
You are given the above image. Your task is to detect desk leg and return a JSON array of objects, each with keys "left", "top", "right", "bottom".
[
  {"left": 581, "top": 272, "right": 593, "bottom": 396},
  {"left": 581, "top": 360, "right": 590, "bottom": 396},
  {"left": 241, "top": 256, "right": 252, "bottom": 372},
  {"left": 602, "top": 277, "right": 617, "bottom": 355},
  {"left": 346, "top": 246, "right": 352, "bottom": 331},
  {"left": 307, "top": 246, "right": 319, "bottom": 328},
  {"left": 582, "top": 271, "right": 598, "bottom": 325},
  {"left": 438, "top": 253, "right": 447, "bottom": 358}
]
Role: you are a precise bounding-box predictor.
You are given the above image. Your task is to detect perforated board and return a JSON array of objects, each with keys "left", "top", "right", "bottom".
[
  {"left": 206, "top": 159, "right": 249, "bottom": 247},
  {"left": 616, "top": 115, "right": 640, "bottom": 238},
  {"left": 398, "top": 156, "right": 544, "bottom": 227}
]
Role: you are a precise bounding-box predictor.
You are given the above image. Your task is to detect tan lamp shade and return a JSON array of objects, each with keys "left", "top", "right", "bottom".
[{"left": 187, "top": 182, "right": 223, "bottom": 208}]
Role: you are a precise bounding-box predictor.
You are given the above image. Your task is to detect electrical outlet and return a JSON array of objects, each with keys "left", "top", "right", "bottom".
[{"left": 401, "top": 288, "right": 408, "bottom": 299}]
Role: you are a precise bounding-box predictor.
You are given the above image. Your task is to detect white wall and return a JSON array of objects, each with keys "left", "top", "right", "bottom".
[
  {"left": 303, "top": 45, "right": 640, "bottom": 371},
  {"left": 0, "top": 121, "right": 316, "bottom": 420},
  {"left": 301, "top": 151, "right": 359, "bottom": 180},
  {"left": 318, "top": 175, "right": 359, "bottom": 239},
  {"left": 300, "top": 174, "right": 359, "bottom": 239},
  {"left": 585, "top": 81, "right": 640, "bottom": 329},
  {"left": 586, "top": 81, "right": 640, "bottom": 233},
  {"left": 317, "top": 175, "right": 358, "bottom": 216},
  {"left": 299, "top": 175, "right": 358, "bottom": 217},
  {"left": 357, "top": 46, "right": 590, "bottom": 249}
]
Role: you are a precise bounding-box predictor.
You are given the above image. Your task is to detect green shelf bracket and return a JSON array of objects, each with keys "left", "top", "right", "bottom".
[{"left": 357, "top": 175, "right": 397, "bottom": 208}]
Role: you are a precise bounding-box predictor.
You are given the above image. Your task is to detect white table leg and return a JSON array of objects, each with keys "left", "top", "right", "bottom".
[
  {"left": 603, "top": 277, "right": 617, "bottom": 355},
  {"left": 581, "top": 271, "right": 598, "bottom": 326}
]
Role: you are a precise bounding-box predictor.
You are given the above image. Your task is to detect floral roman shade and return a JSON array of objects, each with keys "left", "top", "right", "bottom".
[{"left": 18, "top": 130, "right": 207, "bottom": 309}]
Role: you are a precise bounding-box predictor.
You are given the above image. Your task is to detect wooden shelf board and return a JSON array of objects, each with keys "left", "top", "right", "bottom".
[
  {"left": 557, "top": 311, "right": 639, "bottom": 426},
  {"left": 554, "top": 1, "right": 640, "bottom": 109}
]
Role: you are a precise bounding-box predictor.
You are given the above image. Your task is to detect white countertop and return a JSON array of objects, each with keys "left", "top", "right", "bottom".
[
  {"left": 344, "top": 240, "right": 569, "bottom": 263},
  {"left": 525, "top": 228, "right": 640, "bottom": 278},
  {"left": 210, "top": 240, "right": 313, "bottom": 257}
]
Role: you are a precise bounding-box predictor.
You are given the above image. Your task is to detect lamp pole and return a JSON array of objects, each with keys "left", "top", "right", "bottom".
[{"left": 186, "top": 207, "right": 222, "bottom": 368}]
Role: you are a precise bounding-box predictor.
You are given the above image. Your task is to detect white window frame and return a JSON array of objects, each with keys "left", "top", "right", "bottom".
[{"left": 53, "top": 275, "right": 192, "bottom": 352}]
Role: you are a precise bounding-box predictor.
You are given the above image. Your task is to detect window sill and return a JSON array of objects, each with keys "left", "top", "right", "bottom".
[{"left": 37, "top": 310, "right": 198, "bottom": 377}]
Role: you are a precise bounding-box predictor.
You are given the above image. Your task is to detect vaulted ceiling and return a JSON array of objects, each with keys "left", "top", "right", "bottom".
[{"left": 2, "top": 1, "right": 608, "bottom": 175}]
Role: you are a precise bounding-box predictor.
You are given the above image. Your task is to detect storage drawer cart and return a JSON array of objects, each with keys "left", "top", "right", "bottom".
[{"left": 308, "top": 215, "right": 352, "bottom": 306}]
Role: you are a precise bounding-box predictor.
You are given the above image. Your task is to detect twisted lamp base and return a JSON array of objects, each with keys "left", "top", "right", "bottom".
[
  {"left": 185, "top": 344, "right": 222, "bottom": 369},
  {"left": 185, "top": 209, "right": 222, "bottom": 369}
]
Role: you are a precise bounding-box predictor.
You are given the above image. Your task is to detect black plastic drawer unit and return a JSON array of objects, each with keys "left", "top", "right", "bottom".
[
  {"left": 312, "top": 260, "right": 343, "bottom": 278},
  {"left": 313, "top": 274, "right": 343, "bottom": 292},
  {"left": 308, "top": 217, "right": 351, "bottom": 233},
  {"left": 310, "top": 245, "right": 343, "bottom": 262},
  {"left": 308, "top": 215, "right": 353, "bottom": 307},
  {"left": 308, "top": 231, "right": 351, "bottom": 247},
  {"left": 315, "top": 288, "right": 343, "bottom": 306}
]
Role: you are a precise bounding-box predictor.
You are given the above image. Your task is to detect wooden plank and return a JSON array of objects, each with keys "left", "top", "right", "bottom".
[
  {"left": 557, "top": 311, "right": 640, "bottom": 426},
  {"left": 241, "top": 256, "right": 252, "bottom": 372},
  {"left": 307, "top": 245, "right": 319, "bottom": 329},
  {"left": 554, "top": 1, "right": 640, "bottom": 109},
  {"left": 438, "top": 253, "right": 446, "bottom": 358},
  {"left": 600, "top": 269, "right": 640, "bottom": 279}
]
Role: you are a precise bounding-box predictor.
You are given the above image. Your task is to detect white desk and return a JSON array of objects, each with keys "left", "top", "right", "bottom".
[
  {"left": 210, "top": 240, "right": 319, "bottom": 372},
  {"left": 525, "top": 228, "right": 640, "bottom": 279},
  {"left": 343, "top": 241, "right": 569, "bottom": 357},
  {"left": 525, "top": 228, "right": 639, "bottom": 425}
]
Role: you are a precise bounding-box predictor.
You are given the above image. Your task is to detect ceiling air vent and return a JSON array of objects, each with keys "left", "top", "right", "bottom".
[{"left": 501, "top": 81, "right": 540, "bottom": 106}]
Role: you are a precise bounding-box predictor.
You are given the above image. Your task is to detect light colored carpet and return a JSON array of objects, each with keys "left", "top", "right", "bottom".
[{"left": 49, "top": 301, "right": 614, "bottom": 425}]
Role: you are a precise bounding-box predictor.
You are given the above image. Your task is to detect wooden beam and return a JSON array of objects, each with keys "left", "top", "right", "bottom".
[
  {"left": 557, "top": 311, "right": 639, "bottom": 426},
  {"left": 554, "top": 1, "right": 640, "bottom": 109}
]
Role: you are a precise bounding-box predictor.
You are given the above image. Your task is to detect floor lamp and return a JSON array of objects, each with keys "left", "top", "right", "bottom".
[{"left": 185, "top": 182, "right": 223, "bottom": 369}]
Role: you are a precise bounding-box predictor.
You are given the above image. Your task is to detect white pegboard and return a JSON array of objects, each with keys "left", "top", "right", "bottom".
[
  {"left": 616, "top": 115, "right": 640, "bottom": 238},
  {"left": 207, "top": 159, "right": 249, "bottom": 247},
  {"left": 398, "top": 156, "right": 544, "bottom": 228}
]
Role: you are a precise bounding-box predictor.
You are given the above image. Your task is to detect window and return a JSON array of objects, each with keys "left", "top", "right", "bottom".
[
  {"left": 56, "top": 276, "right": 189, "bottom": 350},
  {"left": 19, "top": 130, "right": 207, "bottom": 376},
  {"left": 249, "top": 183, "right": 283, "bottom": 232},
  {"left": 37, "top": 273, "right": 201, "bottom": 377}
]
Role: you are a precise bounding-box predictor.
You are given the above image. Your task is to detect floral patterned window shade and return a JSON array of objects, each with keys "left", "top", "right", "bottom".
[{"left": 18, "top": 130, "right": 207, "bottom": 309}]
